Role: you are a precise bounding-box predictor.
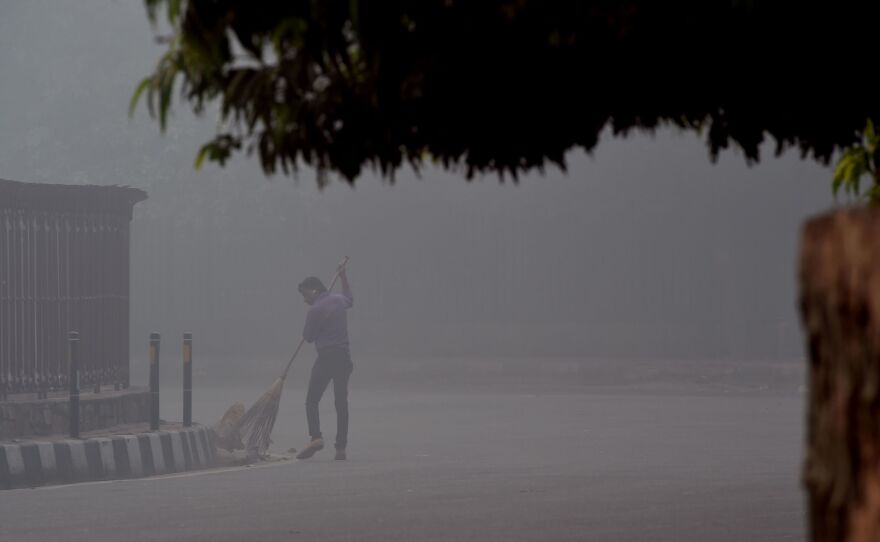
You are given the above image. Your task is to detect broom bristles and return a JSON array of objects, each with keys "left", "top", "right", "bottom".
[{"left": 234, "top": 377, "right": 286, "bottom": 457}]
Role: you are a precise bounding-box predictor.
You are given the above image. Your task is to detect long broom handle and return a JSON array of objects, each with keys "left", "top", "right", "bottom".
[{"left": 281, "top": 256, "right": 349, "bottom": 379}]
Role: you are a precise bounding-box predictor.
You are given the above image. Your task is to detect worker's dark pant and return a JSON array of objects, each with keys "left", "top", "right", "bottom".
[{"left": 306, "top": 346, "right": 353, "bottom": 450}]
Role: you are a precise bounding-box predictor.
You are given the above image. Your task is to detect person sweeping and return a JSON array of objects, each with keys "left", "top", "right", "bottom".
[
  {"left": 230, "top": 258, "right": 351, "bottom": 460},
  {"left": 295, "top": 261, "right": 355, "bottom": 460}
]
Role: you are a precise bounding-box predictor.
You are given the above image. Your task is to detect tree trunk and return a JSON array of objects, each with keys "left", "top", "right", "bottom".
[{"left": 801, "top": 207, "right": 880, "bottom": 541}]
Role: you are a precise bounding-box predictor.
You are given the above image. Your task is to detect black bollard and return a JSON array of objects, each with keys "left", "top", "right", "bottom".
[
  {"left": 150, "top": 332, "right": 160, "bottom": 431},
  {"left": 68, "top": 331, "right": 80, "bottom": 438},
  {"left": 183, "top": 332, "right": 192, "bottom": 427}
]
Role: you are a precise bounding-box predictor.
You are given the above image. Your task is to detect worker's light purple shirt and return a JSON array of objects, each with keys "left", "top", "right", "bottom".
[{"left": 303, "top": 292, "right": 353, "bottom": 351}]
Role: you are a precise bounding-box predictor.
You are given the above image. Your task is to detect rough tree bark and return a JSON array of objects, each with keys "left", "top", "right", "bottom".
[{"left": 801, "top": 207, "right": 880, "bottom": 541}]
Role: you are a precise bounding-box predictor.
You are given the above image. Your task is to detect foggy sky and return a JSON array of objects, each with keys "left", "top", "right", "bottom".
[{"left": 0, "top": 1, "right": 837, "bottom": 367}]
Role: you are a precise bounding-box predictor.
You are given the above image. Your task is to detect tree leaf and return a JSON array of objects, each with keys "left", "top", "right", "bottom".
[
  {"left": 194, "top": 144, "right": 210, "bottom": 169},
  {"left": 129, "top": 77, "right": 152, "bottom": 118}
]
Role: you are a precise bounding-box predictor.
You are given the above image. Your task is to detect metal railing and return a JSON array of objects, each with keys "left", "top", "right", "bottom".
[{"left": 0, "top": 180, "right": 145, "bottom": 399}]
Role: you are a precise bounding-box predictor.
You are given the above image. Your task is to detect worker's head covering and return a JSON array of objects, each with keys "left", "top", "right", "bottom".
[{"left": 298, "top": 276, "right": 327, "bottom": 294}]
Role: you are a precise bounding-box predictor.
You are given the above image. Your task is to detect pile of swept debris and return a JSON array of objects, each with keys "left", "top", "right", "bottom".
[{"left": 212, "top": 403, "right": 295, "bottom": 465}]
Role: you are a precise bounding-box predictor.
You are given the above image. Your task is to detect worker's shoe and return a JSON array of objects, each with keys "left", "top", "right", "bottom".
[
  {"left": 295, "top": 438, "right": 324, "bottom": 459},
  {"left": 334, "top": 449, "right": 346, "bottom": 461}
]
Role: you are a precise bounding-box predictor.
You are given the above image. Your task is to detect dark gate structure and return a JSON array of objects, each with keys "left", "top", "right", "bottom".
[{"left": 0, "top": 179, "right": 146, "bottom": 399}]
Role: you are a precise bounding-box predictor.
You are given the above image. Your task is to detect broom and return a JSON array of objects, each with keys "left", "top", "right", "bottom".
[{"left": 234, "top": 257, "right": 350, "bottom": 458}]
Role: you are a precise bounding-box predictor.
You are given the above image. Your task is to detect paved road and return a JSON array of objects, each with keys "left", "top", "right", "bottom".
[{"left": 0, "top": 386, "right": 804, "bottom": 541}]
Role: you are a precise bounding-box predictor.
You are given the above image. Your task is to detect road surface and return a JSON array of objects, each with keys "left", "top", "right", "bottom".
[{"left": 0, "top": 384, "right": 804, "bottom": 541}]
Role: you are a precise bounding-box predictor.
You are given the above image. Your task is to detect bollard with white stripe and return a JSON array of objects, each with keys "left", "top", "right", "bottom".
[
  {"left": 68, "top": 331, "right": 81, "bottom": 439},
  {"left": 183, "top": 333, "right": 193, "bottom": 427},
  {"left": 149, "top": 333, "right": 160, "bottom": 431}
]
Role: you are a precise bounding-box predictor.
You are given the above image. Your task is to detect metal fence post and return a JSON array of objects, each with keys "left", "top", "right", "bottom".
[
  {"left": 183, "top": 332, "right": 192, "bottom": 427},
  {"left": 68, "top": 331, "right": 80, "bottom": 438},
  {"left": 149, "top": 332, "right": 160, "bottom": 431}
]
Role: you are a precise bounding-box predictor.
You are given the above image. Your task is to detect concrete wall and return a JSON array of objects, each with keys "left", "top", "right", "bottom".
[{"left": 0, "top": 389, "right": 149, "bottom": 439}]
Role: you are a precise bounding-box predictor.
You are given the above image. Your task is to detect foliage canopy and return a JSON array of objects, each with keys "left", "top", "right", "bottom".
[{"left": 133, "top": 1, "right": 880, "bottom": 185}]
